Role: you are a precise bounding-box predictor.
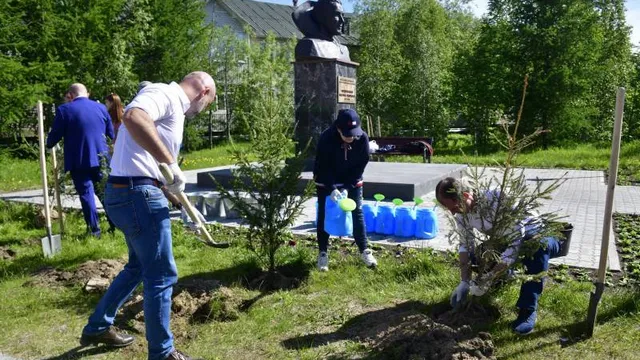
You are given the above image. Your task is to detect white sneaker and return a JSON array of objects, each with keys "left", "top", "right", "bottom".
[
  {"left": 317, "top": 251, "right": 329, "bottom": 272},
  {"left": 361, "top": 249, "right": 377, "bottom": 268}
]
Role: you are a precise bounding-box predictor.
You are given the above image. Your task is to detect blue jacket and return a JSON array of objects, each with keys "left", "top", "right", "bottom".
[
  {"left": 46, "top": 97, "right": 114, "bottom": 172},
  {"left": 313, "top": 126, "right": 370, "bottom": 190}
]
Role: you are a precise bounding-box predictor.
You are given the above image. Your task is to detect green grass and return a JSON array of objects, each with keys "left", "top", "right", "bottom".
[
  {"left": 0, "top": 141, "right": 251, "bottom": 194},
  {"left": 391, "top": 140, "right": 640, "bottom": 185},
  {"left": 0, "top": 201, "right": 639, "bottom": 359},
  {"left": 180, "top": 141, "right": 252, "bottom": 170},
  {"left": 3, "top": 137, "right": 640, "bottom": 194},
  {"left": 0, "top": 152, "right": 42, "bottom": 193}
]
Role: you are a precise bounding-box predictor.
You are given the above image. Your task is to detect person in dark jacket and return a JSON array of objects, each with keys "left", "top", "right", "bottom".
[
  {"left": 46, "top": 83, "right": 115, "bottom": 237},
  {"left": 313, "top": 108, "right": 377, "bottom": 271}
]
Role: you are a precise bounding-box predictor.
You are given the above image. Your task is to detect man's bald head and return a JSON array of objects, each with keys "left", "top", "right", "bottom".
[
  {"left": 181, "top": 71, "right": 217, "bottom": 118},
  {"left": 68, "top": 83, "right": 89, "bottom": 99}
]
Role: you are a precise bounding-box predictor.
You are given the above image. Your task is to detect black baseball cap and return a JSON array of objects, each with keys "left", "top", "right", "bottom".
[{"left": 334, "top": 109, "right": 363, "bottom": 137}]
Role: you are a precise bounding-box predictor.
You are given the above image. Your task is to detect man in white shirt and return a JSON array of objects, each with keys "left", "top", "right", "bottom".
[
  {"left": 436, "top": 177, "right": 561, "bottom": 336},
  {"left": 79, "top": 72, "right": 215, "bottom": 360}
]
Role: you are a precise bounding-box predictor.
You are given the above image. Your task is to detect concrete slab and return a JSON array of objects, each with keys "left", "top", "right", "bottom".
[{"left": 197, "top": 162, "right": 468, "bottom": 200}]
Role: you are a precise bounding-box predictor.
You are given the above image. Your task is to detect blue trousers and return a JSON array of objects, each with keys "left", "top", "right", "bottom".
[
  {"left": 70, "top": 166, "right": 115, "bottom": 235},
  {"left": 70, "top": 167, "right": 104, "bottom": 235},
  {"left": 316, "top": 186, "right": 368, "bottom": 253},
  {"left": 83, "top": 183, "right": 177, "bottom": 360},
  {"left": 516, "top": 236, "right": 562, "bottom": 311}
]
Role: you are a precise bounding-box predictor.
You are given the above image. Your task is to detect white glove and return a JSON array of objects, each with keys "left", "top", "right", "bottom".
[
  {"left": 469, "top": 280, "right": 489, "bottom": 296},
  {"left": 181, "top": 207, "right": 206, "bottom": 233},
  {"left": 330, "top": 189, "right": 342, "bottom": 203},
  {"left": 450, "top": 281, "right": 470, "bottom": 308},
  {"left": 165, "top": 162, "right": 186, "bottom": 194}
]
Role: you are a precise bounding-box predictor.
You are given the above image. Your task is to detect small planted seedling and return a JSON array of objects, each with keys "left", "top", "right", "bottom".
[
  {"left": 374, "top": 193, "right": 385, "bottom": 206},
  {"left": 392, "top": 198, "right": 404, "bottom": 207}
]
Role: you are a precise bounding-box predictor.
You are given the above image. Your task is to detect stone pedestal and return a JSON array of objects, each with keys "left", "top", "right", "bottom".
[{"left": 293, "top": 58, "right": 358, "bottom": 168}]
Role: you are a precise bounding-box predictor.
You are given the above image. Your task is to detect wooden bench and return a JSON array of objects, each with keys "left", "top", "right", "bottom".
[{"left": 369, "top": 137, "right": 434, "bottom": 163}]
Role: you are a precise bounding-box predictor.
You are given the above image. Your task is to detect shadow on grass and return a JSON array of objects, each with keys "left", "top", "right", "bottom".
[
  {"left": 182, "top": 253, "right": 314, "bottom": 293},
  {"left": 281, "top": 301, "right": 430, "bottom": 351},
  {"left": 282, "top": 299, "right": 499, "bottom": 360},
  {"left": 40, "top": 345, "right": 115, "bottom": 360}
]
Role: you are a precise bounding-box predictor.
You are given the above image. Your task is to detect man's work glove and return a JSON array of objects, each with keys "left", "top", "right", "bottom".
[
  {"left": 330, "top": 189, "right": 342, "bottom": 203},
  {"left": 165, "top": 162, "right": 186, "bottom": 194},
  {"left": 450, "top": 281, "right": 470, "bottom": 309},
  {"left": 181, "top": 206, "right": 206, "bottom": 233}
]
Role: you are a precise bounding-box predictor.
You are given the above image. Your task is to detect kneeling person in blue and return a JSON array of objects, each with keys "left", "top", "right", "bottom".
[
  {"left": 436, "top": 177, "right": 562, "bottom": 335},
  {"left": 314, "top": 109, "right": 377, "bottom": 271}
]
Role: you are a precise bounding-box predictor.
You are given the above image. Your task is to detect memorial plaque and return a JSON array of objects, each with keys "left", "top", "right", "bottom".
[{"left": 337, "top": 76, "right": 356, "bottom": 104}]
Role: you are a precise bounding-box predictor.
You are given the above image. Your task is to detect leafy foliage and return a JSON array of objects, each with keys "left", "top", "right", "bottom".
[
  {"left": 0, "top": 0, "right": 211, "bottom": 146},
  {"left": 455, "top": 0, "right": 633, "bottom": 148},
  {"left": 446, "top": 76, "right": 566, "bottom": 290},
  {"left": 355, "top": 0, "right": 477, "bottom": 140},
  {"left": 215, "top": 65, "right": 313, "bottom": 272}
]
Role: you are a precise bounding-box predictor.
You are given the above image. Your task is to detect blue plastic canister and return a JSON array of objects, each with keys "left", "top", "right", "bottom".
[
  {"left": 394, "top": 207, "right": 416, "bottom": 237},
  {"left": 324, "top": 196, "right": 353, "bottom": 236},
  {"left": 362, "top": 204, "right": 377, "bottom": 233},
  {"left": 415, "top": 208, "right": 438, "bottom": 239},
  {"left": 375, "top": 205, "right": 396, "bottom": 235}
]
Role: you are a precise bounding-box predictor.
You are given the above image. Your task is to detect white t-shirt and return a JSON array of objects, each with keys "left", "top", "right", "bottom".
[
  {"left": 110, "top": 82, "right": 190, "bottom": 182},
  {"left": 455, "top": 190, "right": 541, "bottom": 265}
]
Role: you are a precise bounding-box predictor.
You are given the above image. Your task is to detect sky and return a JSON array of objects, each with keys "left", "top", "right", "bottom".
[{"left": 261, "top": 0, "right": 640, "bottom": 48}]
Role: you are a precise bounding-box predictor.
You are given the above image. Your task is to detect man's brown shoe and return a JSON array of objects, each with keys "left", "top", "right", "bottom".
[
  {"left": 165, "top": 349, "right": 203, "bottom": 360},
  {"left": 79, "top": 326, "right": 134, "bottom": 348}
]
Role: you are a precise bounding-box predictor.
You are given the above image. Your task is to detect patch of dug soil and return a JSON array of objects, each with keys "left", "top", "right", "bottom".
[
  {"left": 367, "top": 314, "right": 494, "bottom": 360},
  {"left": 23, "top": 259, "right": 125, "bottom": 291},
  {"left": 119, "top": 280, "right": 243, "bottom": 328},
  {"left": 0, "top": 246, "right": 16, "bottom": 260},
  {"left": 433, "top": 303, "right": 500, "bottom": 329},
  {"left": 340, "top": 304, "right": 495, "bottom": 360}
]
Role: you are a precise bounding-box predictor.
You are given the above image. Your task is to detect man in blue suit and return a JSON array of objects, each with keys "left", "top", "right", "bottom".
[{"left": 47, "top": 83, "right": 115, "bottom": 237}]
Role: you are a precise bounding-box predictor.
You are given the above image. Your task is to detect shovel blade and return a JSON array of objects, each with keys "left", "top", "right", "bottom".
[{"left": 41, "top": 234, "right": 62, "bottom": 258}]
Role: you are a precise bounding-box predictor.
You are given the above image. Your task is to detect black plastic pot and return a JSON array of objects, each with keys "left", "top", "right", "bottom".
[{"left": 558, "top": 222, "right": 574, "bottom": 257}]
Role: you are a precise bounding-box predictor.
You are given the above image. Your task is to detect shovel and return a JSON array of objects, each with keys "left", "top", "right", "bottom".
[
  {"left": 51, "top": 143, "right": 65, "bottom": 234},
  {"left": 158, "top": 163, "right": 230, "bottom": 248},
  {"left": 37, "top": 101, "right": 62, "bottom": 257}
]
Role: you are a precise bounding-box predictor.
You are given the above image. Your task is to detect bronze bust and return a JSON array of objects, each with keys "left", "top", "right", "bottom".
[{"left": 292, "top": 0, "right": 351, "bottom": 61}]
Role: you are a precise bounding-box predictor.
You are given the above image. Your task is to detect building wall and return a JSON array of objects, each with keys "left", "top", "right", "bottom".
[{"left": 205, "top": 1, "right": 247, "bottom": 39}]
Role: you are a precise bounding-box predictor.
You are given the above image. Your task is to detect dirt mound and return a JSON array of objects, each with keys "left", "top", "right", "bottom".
[
  {"left": 119, "top": 279, "right": 244, "bottom": 328},
  {"left": 340, "top": 304, "right": 495, "bottom": 360},
  {"left": 0, "top": 246, "right": 16, "bottom": 260},
  {"left": 366, "top": 314, "right": 494, "bottom": 360},
  {"left": 23, "top": 259, "right": 125, "bottom": 291}
]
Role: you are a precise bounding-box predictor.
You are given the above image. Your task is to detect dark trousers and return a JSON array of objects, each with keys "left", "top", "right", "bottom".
[
  {"left": 70, "top": 167, "right": 113, "bottom": 235},
  {"left": 516, "top": 236, "right": 562, "bottom": 311},
  {"left": 316, "top": 186, "right": 368, "bottom": 253}
]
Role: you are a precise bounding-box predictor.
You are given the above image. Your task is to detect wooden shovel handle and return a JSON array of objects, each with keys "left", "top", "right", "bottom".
[{"left": 158, "top": 163, "right": 229, "bottom": 248}]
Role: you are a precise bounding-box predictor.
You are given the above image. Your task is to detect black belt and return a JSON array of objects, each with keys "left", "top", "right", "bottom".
[{"left": 108, "top": 176, "right": 161, "bottom": 188}]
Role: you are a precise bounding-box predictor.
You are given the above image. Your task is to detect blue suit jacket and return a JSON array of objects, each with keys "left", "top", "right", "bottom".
[{"left": 46, "top": 97, "right": 115, "bottom": 172}]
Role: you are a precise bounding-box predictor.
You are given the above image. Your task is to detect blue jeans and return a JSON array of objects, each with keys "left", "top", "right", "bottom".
[
  {"left": 316, "top": 186, "right": 368, "bottom": 253},
  {"left": 82, "top": 183, "right": 177, "bottom": 360},
  {"left": 516, "top": 236, "right": 562, "bottom": 311}
]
